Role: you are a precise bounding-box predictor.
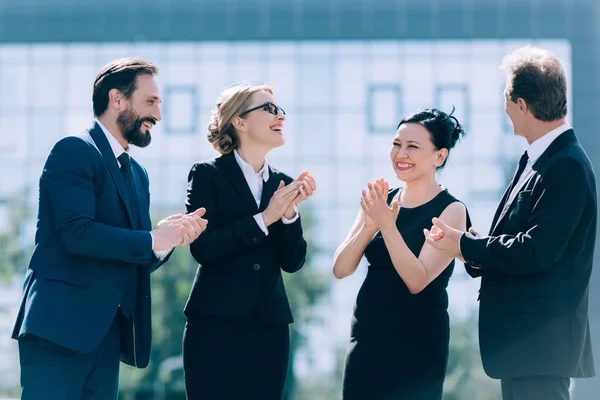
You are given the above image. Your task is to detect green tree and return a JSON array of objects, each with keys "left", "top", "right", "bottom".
[
  {"left": 120, "top": 206, "right": 332, "bottom": 400},
  {"left": 282, "top": 207, "right": 332, "bottom": 400},
  {"left": 0, "top": 187, "right": 33, "bottom": 282},
  {"left": 443, "top": 312, "right": 501, "bottom": 400}
]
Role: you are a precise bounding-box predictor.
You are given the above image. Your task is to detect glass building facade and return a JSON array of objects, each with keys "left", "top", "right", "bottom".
[{"left": 0, "top": 0, "right": 599, "bottom": 398}]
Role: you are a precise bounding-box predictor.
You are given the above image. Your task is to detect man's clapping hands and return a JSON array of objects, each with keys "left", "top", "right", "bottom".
[{"left": 151, "top": 208, "right": 208, "bottom": 251}]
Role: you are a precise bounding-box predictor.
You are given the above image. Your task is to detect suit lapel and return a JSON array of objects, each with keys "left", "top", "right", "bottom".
[
  {"left": 489, "top": 181, "right": 513, "bottom": 235},
  {"left": 88, "top": 122, "right": 137, "bottom": 229},
  {"left": 490, "top": 129, "right": 578, "bottom": 235},
  {"left": 259, "top": 167, "right": 279, "bottom": 212},
  {"left": 219, "top": 152, "right": 260, "bottom": 213}
]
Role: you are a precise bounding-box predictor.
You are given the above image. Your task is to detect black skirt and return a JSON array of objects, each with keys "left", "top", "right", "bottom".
[{"left": 183, "top": 313, "right": 290, "bottom": 400}]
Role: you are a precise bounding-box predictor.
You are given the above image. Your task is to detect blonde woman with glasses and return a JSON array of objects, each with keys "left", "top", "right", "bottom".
[{"left": 182, "top": 83, "right": 316, "bottom": 399}]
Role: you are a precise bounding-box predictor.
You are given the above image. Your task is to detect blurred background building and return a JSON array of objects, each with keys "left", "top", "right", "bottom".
[{"left": 0, "top": 0, "right": 599, "bottom": 399}]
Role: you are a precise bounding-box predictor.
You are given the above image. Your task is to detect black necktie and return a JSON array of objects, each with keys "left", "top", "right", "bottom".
[
  {"left": 508, "top": 151, "right": 529, "bottom": 194},
  {"left": 117, "top": 153, "right": 136, "bottom": 209}
]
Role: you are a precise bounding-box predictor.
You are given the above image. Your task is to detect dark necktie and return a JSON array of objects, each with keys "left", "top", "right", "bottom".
[
  {"left": 117, "top": 152, "right": 138, "bottom": 318},
  {"left": 508, "top": 151, "right": 529, "bottom": 194},
  {"left": 492, "top": 151, "right": 529, "bottom": 233},
  {"left": 117, "top": 152, "right": 136, "bottom": 210}
]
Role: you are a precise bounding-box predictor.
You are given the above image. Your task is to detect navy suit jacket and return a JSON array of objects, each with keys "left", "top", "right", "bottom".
[{"left": 12, "top": 122, "right": 169, "bottom": 368}]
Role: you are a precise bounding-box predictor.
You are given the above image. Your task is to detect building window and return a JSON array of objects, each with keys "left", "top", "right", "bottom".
[
  {"left": 163, "top": 85, "right": 199, "bottom": 135},
  {"left": 367, "top": 84, "right": 402, "bottom": 134},
  {"left": 434, "top": 84, "right": 470, "bottom": 129}
]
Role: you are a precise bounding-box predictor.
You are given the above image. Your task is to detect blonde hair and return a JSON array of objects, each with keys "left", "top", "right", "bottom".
[{"left": 207, "top": 83, "right": 274, "bottom": 154}]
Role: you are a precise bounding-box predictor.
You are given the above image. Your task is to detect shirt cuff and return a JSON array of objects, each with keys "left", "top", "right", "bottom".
[
  {"left": 254, "top": 213, "right": 269, "bottom": 236},
  {"left": 282, "top": 205, "right": 300, "bottom": 224},
  {"left": 153, "top": 249, "right": 171, "bottom": 260},
  {"left": 150, "top": 231, "right": 172, "bottom": 260}
]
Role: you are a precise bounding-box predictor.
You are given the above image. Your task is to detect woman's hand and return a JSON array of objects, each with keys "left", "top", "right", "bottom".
[
  {"left": 262, "top": 180, "right": 303, "bottom": 226},
  {"left": 360, "top": 178, "right": 399, "bottom": 232},
  {"left": 283, "top": 171, "right": 317, "bottom": 219}
]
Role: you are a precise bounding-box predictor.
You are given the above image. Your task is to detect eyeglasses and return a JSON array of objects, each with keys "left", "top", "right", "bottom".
[{"left": 239, "top": 102, "right": 286, "bottom": 117}]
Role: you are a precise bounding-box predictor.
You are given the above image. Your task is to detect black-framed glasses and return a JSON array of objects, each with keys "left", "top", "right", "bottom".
[{"left": 239, "top": 102, "right": 286, "bottom": 117}]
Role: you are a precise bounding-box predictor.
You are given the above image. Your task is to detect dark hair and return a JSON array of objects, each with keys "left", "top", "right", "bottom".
[
  {"left": 397, "top": 107, "right": 466, "bottom": 169},
  {"left": 92, "top": 57, "right": 158, "bottom": 117},
  {"left": 501, "top": 46, "right": 567, "bottom": 122}
]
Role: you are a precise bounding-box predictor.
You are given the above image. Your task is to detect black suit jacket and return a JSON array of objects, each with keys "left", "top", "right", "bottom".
[
  {"left": 461, "top": 129, "right": 596, "bottom": 379},
  {"left": 184, "top": 152, "right": 307, "bottom": 324}
]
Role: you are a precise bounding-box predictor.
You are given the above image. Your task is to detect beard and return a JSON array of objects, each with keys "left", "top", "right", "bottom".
[{"left": 117, "top": 106, "right": 155, "bottom": 148}]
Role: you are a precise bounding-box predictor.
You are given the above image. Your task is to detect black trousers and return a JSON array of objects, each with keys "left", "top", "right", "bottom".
[
  {"left": 19, "top": 312, "right": 123, "bottom": 400},
  {"left": 501, "top": 376, "right": 571, "bottom": 400},
  {"left": 183, "top": 313, "right": 290, "bottom": 400}
]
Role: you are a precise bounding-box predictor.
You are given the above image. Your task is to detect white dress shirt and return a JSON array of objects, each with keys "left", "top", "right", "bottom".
[
  {"left": 508, "top": 122, "right": 571, "bottom": 201},
  {"left": 233, "top": 149, "right": 299, "bottom": 236},
  {"left": 95, "top": 119, "right": 170, "bottom": 259}
]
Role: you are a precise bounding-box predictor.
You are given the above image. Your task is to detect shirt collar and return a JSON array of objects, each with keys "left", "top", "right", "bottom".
[
  {"left": 233, "top": 149, "right": 270, "bottom": 182},
  {"left": 95, "top": 119, "right": 129, "bottom": 160},
  {"left": 527, "top": 122, "right": 571, "bottom": 164}
]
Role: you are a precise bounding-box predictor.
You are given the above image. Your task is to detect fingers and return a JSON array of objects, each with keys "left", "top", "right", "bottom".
[
  {"left": 296, "top": 171, "right": 309, "bottom": 181},
  {"left": 468, "top": 227, "right": 479, "bottom": 236},
  {"left": 277, "top": 180, "right": 302, "bottom": 198},
  {"left": 431, "top": 217, "right": 449, "bottom": 232},
  {"left": 359, "top": 196, "right": 371, "bottom": 214},
  {"left": 165, "top": 213, "right": 184, "bottom": 221},
  {"left": 303, "top": 174, "right": 317, "bottom": 193},
  {"left": 361, "top": 188, "right": 372, "bottom": 208},
  {"left": 189, "top": 207, "right": 206, "bottom": 218},
  {"left": 179, "top": 225, "right": 193, "bottom": 245},
  {"left": 391, "top": 199, "right": 400, "bottom": 216}
]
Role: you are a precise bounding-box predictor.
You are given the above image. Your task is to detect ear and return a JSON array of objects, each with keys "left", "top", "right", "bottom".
[
  {"left": 108, "top": 89, "right": 125, "bottom": 111},
  {"left": 517, "top": 98, "right": 528, "bottom": 115},
  {"left": 435, "top": 148, "right": 449, "bottom": 167},
  {"left": 232, "top": 116, "right": 247, "bottom": 133}
]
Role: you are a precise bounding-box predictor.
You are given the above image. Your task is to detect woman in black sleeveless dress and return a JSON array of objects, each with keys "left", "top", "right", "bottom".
[{"left": 334, "top": 108, "right": 471, "bottom": 400}]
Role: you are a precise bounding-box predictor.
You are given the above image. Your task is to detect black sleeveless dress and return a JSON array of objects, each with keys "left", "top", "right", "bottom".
[{"left": 342, "top": 188, "right": 470, "bottom": 400}]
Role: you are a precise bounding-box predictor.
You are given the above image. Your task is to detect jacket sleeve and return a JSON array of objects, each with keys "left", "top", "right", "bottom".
[
  {"left": 272, "top": 174, "right": 307, "bottom": 273},
  {"left": 187, "top": 162, "right": 268, "bottom": 266},
  {"left": 460, "top": 157, "right": 590, "bottom": 275},
  {"left": 43, "top": 137, "right": 153, "bottom": 265}
]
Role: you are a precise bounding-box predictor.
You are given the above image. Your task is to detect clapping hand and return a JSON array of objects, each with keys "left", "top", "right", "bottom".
[
  {"left": 283, "top": 171, "right": 317, "bottom": 219},
  {"left": 151, "top": 208, "right": 208, "bottom": 250},
  {"left": 360, "top": 178, "right": 399, "bottom": 232}
]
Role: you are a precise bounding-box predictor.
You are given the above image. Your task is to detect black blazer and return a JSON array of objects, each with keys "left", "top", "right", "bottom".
[
  {"left": 461, "top": 129, "right": 596, "bottom": 379},
  {"left": 184, "top": 151, "right": 307, "bottom": 324}
]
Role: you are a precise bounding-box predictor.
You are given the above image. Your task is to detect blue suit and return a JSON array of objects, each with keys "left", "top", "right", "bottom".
[{"left": 12, "top": 122, "right": 169, "bottom": 398}]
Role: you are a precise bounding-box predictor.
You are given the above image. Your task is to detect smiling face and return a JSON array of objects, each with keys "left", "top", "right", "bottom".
[
  {"left": 390, "top": 122, "right": 448, "bottom": 183},
  {"left": 116, "top": 74, "right": 162, "bottom": 148},
  {"left": 236, "top": 90, "right": 286, "bottom": 151}
]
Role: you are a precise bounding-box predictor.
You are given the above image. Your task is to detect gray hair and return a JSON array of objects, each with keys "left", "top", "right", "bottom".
[{"left": 501, "top": 46, "right": 567, "bottom": 121}]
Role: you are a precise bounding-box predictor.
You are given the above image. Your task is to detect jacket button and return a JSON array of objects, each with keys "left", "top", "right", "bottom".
[
  {"left": 253, "top": 264, "right": 261, "bottom": 271},
  {"left": 118, "top": 283, "right": 124, "bottom": 290},
  {"left": 252, "top": 238, "right": 258, "bottom": 244}
]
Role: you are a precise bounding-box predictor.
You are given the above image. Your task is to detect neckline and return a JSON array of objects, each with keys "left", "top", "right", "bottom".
[{"left": 394, "top": 186, "right": 448, "bottom": 211}]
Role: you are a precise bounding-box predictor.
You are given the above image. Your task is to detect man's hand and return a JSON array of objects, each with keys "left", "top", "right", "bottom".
[
  {"left": 151, "top": 208, "right": 208, "bottom": 250},
  {"left": 423, "top": 217, "right": 464, "bottom": 258}
]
